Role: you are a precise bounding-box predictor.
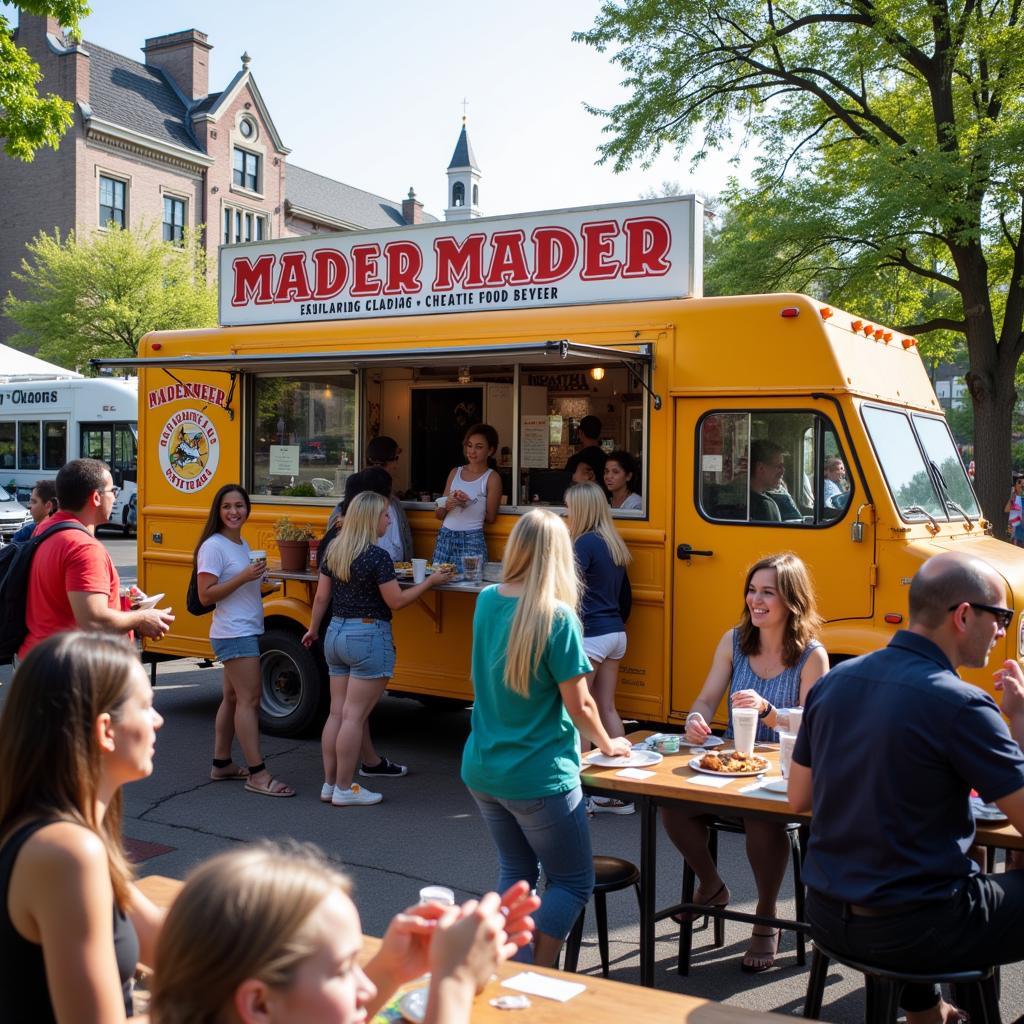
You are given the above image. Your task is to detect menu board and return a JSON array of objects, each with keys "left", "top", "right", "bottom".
[
  {"left": 269, "top": 445, "right": 300, "bottom": 476},
  {"left": 521, "top": 416, "right": 549, "bottom": 468}
]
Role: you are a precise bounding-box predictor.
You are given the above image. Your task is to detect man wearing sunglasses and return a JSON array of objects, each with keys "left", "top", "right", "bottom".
[{"left": 789, "top": 551, "right": 1024, "bottom": 1024}]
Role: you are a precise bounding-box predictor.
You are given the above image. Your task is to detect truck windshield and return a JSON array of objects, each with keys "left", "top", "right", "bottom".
[{"left": 862, "top": 405, "right": 978, "bottom": 521}]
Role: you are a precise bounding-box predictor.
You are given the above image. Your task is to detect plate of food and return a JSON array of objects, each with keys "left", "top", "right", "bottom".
[
  {"left": 688, "top": 751, "right": 769, "bottom": 777},
  {"left": 970, "top": 796, "right": 1008, "bottom": 823},
  {"left": 397, "top": 984, "right": 429, "bottom": 1023},
  {"left": 586, "top": 749, "right": 663, "bottom": 768}
]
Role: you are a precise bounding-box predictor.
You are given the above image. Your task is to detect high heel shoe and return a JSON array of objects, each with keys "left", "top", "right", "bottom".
[
  {"left": 741, "top": 928, "right": 780, "bottom": 973},
  {"left": 671, "top": 881, "right": 729, "bottom": 926}
]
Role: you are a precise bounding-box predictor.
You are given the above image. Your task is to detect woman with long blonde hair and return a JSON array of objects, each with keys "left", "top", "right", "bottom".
[
  {"left": 566, "top": 482, "right": 634, "bottom": 814},
  {"left": 302, "top": 492, "right": 451, "bottom": 806},
  {"left": 461, "top": 509, "right": 631, "bottom": 967},
  {"left": 662, "top": 552, "right": 828, "bottom": 973},
  {"left": 0, "top": 632, "right": 165, "bottom": 1021}
]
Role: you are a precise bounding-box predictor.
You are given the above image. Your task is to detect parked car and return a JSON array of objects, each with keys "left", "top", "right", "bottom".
[{"left": 0, "top": 487, "right": 32, "bottom": 543}]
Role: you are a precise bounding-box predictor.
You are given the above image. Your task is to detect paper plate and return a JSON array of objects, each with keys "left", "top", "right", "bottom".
[
  {"left": 135, "top": 592, "right": 165, "bottom": 610},
  {"left": 586, "top": 749, "right": 663, "bottom": 768},
  {"left": 760, "top": 777, "right": 788, "bottom": 793}
]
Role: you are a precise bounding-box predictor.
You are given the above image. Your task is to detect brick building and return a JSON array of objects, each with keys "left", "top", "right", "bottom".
[{"left": 0, "top": 13, "right": 463, "bottom": 345}]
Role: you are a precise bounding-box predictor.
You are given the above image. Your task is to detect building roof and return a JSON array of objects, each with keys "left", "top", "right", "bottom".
[
  {"left": 0, "top": 345, "right": 82, "bottom": 381},
  {"left": 84, "top": 40, "right": 202, "bottom": 152},
  {"left": 447, "top": 123, "right": 479, "bottom": 171},
  {"left": 286, "top": 165, "right": 438, "bottom": 230}
]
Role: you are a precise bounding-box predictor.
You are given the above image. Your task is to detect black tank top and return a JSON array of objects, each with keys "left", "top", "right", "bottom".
[{"left": 0, "top": 819, "right": 139, "bottom": 1020}]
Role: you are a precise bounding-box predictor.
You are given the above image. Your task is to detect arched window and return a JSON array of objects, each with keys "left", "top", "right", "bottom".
[
  {"left": 452, "top": 182, "right": 465, "bottom": 207},
  {"left": 472, "top": 184, "right": 479, "bottom": 205}
]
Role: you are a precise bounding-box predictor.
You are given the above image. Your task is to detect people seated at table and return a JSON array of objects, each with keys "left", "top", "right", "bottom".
[
  {"left": 150, "top": 841, "right": 539, "bottom": 1024},
  {"left": 302, "top": 492, "right": 452, "bottom": 806},
  {"left": 663, "top": 552, "right": 828, "bottom": 972},
  {"left": 789, "top": 552, "right": 1024, "bottom": 1024},
  {"left": 0, "top": 632, "right": 166, "bottom": 1021},
  {"left": 748, "top": 440, "right": 787, "bottom": 522},
  {"left": 461, "top": 509, "right": 632, "bottom": 967},
  {"left": 604, "top": 450, "right": 642, "bottom": 510}
]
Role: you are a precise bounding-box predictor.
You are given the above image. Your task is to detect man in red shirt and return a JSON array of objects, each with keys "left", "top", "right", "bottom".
[{"left": 19, "top": 458, "right": 174, "bottom": 657}]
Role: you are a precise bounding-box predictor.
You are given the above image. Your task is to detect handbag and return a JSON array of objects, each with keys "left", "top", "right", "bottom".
[{"left": 186, "top": 566, "right": 215, "bottom": 616}]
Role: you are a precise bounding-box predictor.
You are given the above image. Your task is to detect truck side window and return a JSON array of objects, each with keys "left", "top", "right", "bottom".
[{"left": 698, "top": 410, "right": 851, "bottom": 526}]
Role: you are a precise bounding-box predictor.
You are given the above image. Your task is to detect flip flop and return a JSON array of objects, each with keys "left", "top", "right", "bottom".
[
  {"left": 209, "top": 763, "right": 249, "bottom": 781},
  {"left": 244, "top": 776, "right": 296, "bottom": 798}
]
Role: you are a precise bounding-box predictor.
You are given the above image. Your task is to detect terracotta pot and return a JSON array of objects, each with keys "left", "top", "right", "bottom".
[{"left": 277, "top": 540, "right": 310, "bottom": 573}]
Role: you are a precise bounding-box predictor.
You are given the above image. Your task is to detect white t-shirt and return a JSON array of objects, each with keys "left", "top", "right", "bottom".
[
  {"left": 616, "top": 492, "right": 642, "bottom": 511},
  {"left": 196, "top": 532, "right": 264, "bottom": 639},
  {"left": 377, "top": 508, "right": 403, "bottom": 560}
]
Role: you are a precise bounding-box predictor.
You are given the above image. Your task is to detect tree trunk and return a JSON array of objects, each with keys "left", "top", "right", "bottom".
[{"left": 968, "top": 366, "right": 1015, "bottom": 538}]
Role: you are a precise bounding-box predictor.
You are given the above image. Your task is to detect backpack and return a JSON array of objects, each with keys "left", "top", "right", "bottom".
[
  {"left": 186, "top": 566, "right": 215, "bottom": 617},
  {"left": 0, "top": 520, "right": 92, "bottom": 664}
]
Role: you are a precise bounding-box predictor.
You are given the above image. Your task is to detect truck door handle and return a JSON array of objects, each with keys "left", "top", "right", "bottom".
[{"left": 677, "top": 544, "right": 713, "bottom": 561}]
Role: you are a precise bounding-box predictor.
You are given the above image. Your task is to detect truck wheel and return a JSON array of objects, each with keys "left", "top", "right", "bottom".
[{"left": 258, "top": 629, "right": 324, "bottom": 737}]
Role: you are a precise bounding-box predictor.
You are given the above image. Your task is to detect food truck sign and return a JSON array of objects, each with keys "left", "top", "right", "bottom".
[{"left": 218, "top": 197, "right": 702, "bottom": 327}]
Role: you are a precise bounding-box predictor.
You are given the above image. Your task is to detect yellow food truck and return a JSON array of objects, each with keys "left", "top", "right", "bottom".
[{"left": 104, "top": 196, "right": 1024, "bottom": 737}]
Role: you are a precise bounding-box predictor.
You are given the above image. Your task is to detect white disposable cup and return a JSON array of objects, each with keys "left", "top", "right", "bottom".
[
  {"left": 779, "top": 730, "right": 798, "bottom": 779},
  {"left": 783, "top": 707, "right": 803, "bottom": 734},
  {"left": 436, "top": 495, "right": 449, "bottom": 509},
  {"left": 732, "top": 707, "right": 759, "bottom": 756},
  {"left": 411, "top": 557, "right": 427, "bottom": 583},
  {"left": 419, "top": 885, "right": 455, "bottom": 906},
  {"left": 249, "top": 549, "right": 266, "bottom": 564}
]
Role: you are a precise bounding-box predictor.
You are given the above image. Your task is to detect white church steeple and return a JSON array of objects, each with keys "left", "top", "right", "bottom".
[{"left": 445, "top": 115, "right": 481, "bottom": 222}]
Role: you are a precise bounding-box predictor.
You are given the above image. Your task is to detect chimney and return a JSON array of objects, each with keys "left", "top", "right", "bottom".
[
  {"left": 15, "top": 12, "right": 65, "bottom": 47},
  {"left": 402, "top": 188, "right": 424, "bottom": 226},
  {"left": 143, "top": 29, "right": 212, "bottom": 101}
]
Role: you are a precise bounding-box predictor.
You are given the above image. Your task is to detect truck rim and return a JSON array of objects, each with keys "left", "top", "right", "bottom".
[{"left": 260, "top": 650, "right": 301, "bottom": 718}]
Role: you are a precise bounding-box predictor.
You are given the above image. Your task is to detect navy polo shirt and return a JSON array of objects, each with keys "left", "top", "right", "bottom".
[
  {"left": 794, "top": 630, "right": 1024, "bottom": 905},
  {"left": 574, "top": 532, "right": 625, "bottom": 638}
]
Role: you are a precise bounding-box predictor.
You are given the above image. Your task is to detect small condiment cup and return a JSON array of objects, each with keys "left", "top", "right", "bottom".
[{"left": 419, "top": 885, "right": 455, "bottom": 906}]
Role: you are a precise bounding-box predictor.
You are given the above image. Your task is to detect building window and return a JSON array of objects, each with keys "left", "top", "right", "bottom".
[
  {"left": 162, "top": 196, "right": 186, "bottom": 244},
  {"left": 233, "top": 147, "right": 260, "bottom": 191},
  {"left": 472, "top": 183, "right": 479, "bottom": 206},
  {"left": 223, "top": 205, "right": 268, "bottom": 244},
  {"left": 99, "top": 175, "right": 126, "bottom": 228},
  {"left": 452, "top": 182, "right": 465, "bottom": 207},
  {"left": 239, "top": 117, "right": 255, "bottom": 139}
]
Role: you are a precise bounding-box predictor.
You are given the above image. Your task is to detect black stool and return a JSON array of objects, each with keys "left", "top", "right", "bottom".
[
  {"left": 678, "top": 817, "right": 806, "bottom": 975},
  {"left": 563, "top": 855, "right": 641, "bottom": 976},
  {"left": 803, "top": 940, "right": 1000, "bottom": 1022}
]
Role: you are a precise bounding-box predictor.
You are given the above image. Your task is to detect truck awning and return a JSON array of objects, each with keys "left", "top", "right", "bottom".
[{"left": 91, "top": 339, "right": 651, "bottom": 374}]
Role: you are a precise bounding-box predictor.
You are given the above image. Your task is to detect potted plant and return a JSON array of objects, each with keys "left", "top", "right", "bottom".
[{"left": 275, "top": 517, "right": 315, "bottom": 572}]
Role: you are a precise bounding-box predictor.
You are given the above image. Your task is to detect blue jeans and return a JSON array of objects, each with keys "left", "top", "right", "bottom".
[{"left": 469, "top": 786, "right": 593, "bottom": 944}]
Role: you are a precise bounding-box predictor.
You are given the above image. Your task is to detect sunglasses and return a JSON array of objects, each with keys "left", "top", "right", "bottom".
[{"left": 949, "top": 602, "right": 1014, "bottom": 629}]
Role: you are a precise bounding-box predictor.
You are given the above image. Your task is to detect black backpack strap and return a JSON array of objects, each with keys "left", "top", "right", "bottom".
[{"left": 33, "top": 520, "right": 93, "bottom": 547}]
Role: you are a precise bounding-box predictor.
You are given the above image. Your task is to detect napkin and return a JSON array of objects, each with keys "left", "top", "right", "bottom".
[
  {"left": 501, "top": 971, "right": 585, "bottom": 1002},
  {"left": 686, "top": 774, "right": 735, "bottom": 789},
  {"left": 615, "top": 767, "right": 655, "bottom": 779}
]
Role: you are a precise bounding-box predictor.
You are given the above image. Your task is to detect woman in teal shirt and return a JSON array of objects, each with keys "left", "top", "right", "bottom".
[{"left": 461, "top": 509, "right": 631, "bottom": 967}]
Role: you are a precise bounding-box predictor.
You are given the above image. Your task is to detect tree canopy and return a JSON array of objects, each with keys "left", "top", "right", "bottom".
[
  {"left": 576, "top": 1, "right": 1024, "bottom": 529},
  {"left": 4, "top": 224, "right": 218, "bottom": 370},
  {"left": 1, "top": 1, "right": 90, "bottom": 160}
]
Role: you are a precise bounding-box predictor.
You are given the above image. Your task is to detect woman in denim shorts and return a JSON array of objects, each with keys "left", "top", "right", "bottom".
[
  {"left": 195, "top": 484, "right": 294, "bottom": 798},
  {"left": 302, "top": 492, "right": 452, "bottom": 806}
]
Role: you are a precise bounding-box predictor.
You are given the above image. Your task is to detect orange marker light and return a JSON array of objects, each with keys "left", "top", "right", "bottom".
[
  {"left": 883, "top": 331, "right": 893, "bottom": 342},
  {"left": 820, "top": 307, "right": 833, "bottom": 319},
  {"left": 851, "top": 319, "right": 863, "bottom": 332},
  {"left": 902, "top": 337, "right": 916, "bottom": 350}
]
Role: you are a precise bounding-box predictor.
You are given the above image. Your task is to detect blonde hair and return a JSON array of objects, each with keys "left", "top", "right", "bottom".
[
  {"left": 322, "top": 491, "right": 388, "bottom": 582},
  {"left": 565, "top": 483, "right": 632, "bottom": 567},
  {"left": 151, "top": 842, "right": 352, "bottom": 1024},
  {"left": 501, "top": 509, "right": 581, "bottom": 697}
]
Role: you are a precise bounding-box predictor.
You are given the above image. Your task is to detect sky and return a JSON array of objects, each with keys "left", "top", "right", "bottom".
[{"left": 6, "top": 0, "right": 753, "bottom": 218}]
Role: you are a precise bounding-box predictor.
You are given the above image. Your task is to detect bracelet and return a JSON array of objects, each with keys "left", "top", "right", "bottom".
[
  {"left": 685, "top": 711, "right": 702, "bottom": 723},
  {"left": 758, "top": 701, "right": 774, "bottom": 720}
]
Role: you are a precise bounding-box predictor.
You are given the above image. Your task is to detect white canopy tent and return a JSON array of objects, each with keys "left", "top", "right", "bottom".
[{"left": 0, "top": 345, "right": 82, "bottom": 381}]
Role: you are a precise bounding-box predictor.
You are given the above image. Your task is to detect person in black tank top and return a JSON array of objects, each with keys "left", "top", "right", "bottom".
[{"left": 0, "top": 633, "right": 166, "bottom": 1021}]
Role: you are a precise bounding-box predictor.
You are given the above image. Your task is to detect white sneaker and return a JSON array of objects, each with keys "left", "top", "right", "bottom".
[
  {"left": 332, "top": 783, "right": 383, "bottom": 806},
  {"left": 320, "top": 783, "right": 334, "bottom": 803}
]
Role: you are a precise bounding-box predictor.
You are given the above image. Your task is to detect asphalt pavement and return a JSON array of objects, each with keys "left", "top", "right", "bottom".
[{"left": 0, "top": 534, "right": 1019, "bottom": 1021}]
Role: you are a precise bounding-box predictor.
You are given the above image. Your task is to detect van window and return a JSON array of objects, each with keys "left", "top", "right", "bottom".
[
  {"left": 698, "top": 410, "right": 850, "bottom": 526},
  {"left": 250, "top": 375, "right": 357, "bottom": 500},
  {"left": 18, "top": 422, "right": 40, "bottom": 471},
  {"left": 912, "top": 414, "right": 980, "bottom": 519},
  {"left": 43, "top": 421, "right": 67, "bottom": 471},
  {"left": 0, "top": 423, "right": 13, "bottom": 470}
]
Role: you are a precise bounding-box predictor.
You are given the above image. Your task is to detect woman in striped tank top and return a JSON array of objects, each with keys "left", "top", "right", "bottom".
[{"left": 662, "top": 552, "right": 828, "bottom": 973}]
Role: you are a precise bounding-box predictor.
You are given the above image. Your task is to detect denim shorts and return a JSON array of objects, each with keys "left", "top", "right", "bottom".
[
  {"left": 211, "top": 634, "right": 261, "bottom": 662},
  {"left": 324, "top": 617, "right": 395, "bottom": 679},
  {"left": 583, "top": 631, "right": 627, "bottom": 664}
]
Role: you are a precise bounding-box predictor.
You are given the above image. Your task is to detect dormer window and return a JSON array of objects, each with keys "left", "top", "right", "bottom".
[{"left": 452, "top": 182, "right": 465, "bottom": 207}]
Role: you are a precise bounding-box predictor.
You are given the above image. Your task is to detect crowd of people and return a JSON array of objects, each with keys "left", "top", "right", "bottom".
[{"left": 4, "top": 440, "right": 1024, "bottom": 1022}]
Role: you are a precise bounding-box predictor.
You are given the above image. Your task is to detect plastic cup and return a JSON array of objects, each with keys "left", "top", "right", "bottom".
[
  {"left": 249, "top": 549, "right": 266, "bottom": 565},
  {"left": 436, "top": 495, "right": 449, "bottom": 509},
  {"left": 732, "top": 707, "right": 759, "bottom": 756},
  {"left": 777, "top": 707, "right": 803, "bottom": 735},
  {"left": 419, "top": 885, "right": 455, "bottom": 906},
  {"left": 411, "top": 557, "right": 427, "bottom": 583},
  {"left": 462, "top": 554, "right": 482, "bottom": 582},
  {"left": 779, "top": 730, "right": 798, "bottom": 779}
]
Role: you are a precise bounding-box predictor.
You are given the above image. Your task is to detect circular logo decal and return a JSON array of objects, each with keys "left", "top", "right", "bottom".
[{"left": 159, "top": 410, "right": 219, "bottom": 492}]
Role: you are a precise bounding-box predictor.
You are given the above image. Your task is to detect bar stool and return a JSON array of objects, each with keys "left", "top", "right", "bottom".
[
  {"left": 678, "top": 818, "right": 806, "bottom": 975},
  {"left": 562, "top": 855, "right": 641, "bottom": 976},
  {"left": 803, "top": 940, "right": 1000, "bottom": 1022}
]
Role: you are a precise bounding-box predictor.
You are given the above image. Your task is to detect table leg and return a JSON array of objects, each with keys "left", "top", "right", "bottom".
[{"left": 639, "top": 795, "right": 657, "bottom": 987}]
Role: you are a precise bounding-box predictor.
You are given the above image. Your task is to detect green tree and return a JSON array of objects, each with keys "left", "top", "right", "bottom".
[
  {"left": 4, "top": 224, "right": 218, "bottom": 369},
  {"left": 576, "top": 1, "right": 1024, "bottom": 531},
  {"left": 1, "top": 1, "right": 90, "bottom": 160}
]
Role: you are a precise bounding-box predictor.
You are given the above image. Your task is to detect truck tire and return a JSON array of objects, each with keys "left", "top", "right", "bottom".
[{"left": 258, "top": 628, "right": 324, "bottom": 737}]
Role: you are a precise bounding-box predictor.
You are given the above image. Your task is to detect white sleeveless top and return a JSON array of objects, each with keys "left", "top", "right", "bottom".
[{"left": 442, "top": 466, "right": 493, "bottom": 532}]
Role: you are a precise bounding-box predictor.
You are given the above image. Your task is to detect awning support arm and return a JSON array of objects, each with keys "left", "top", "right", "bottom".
[
  {"left": 618, "top": 359, "right": 662, "bottom": 410},
  {"left": 159, "top": 366, "right": 238, "bottom": 421}
]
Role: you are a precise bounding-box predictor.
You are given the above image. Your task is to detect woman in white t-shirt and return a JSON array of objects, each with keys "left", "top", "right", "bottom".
[{"left": 194, "top": 484, "right": 295, "bottom": 798}]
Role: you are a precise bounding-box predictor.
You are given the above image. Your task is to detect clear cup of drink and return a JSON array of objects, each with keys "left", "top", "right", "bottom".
[
  {"left": 779, "top": 730, "right": 798, "bottom": 779},
  {"left": 462, "top": 554, "right": 482, "bottom": 583},
  {"left": 732, "top": 707, "right": 759, "bottom": 756},
  {"left": 419, "top": 885, "right": 455, "bottom": 906}
]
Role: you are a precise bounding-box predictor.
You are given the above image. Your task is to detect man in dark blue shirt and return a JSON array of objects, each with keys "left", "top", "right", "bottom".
[{"left": 790, "top": 551, "right": 1024, "bottom": 1024}]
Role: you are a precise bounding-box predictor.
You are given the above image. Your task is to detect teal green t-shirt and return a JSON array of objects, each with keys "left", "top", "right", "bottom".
[{"left": 461, "top": 585, "right": 591, "bottom": 800}]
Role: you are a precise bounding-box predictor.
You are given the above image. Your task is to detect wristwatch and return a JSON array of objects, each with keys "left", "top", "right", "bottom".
[{"left": 758, "top": 700, "right": 773, "bottom": 720}]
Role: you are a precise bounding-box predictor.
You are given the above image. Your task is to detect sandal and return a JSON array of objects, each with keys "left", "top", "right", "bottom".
[
  {"left": 209, "top": 761, "right": 249, "bottom": 782},
  {"left": 244, "top": 775, "right": 296, "bottom": 798},
  {"left": 671, "top": 881, "right": 729, "bottom": 925},
  {"left": 741, "top": 928, "right": 780, "bottom": 973}
]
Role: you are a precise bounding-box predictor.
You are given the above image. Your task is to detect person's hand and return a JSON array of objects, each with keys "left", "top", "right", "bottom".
[
  {"left": 136, "top": 607, "right": 174, "bottom": 638},
  {"left": 599, "top": 735, "right": 633, "bottom": 758},
  {"left": 684, "top": 712, "right": 711, "bottom": 744},
  {"left": 994, "top": 659, "right": 1024, "bottom": 718},
  {"left": 239, "top": 560, "right": 267, "bottom": 583},
  {"left": 300, "top": 628, "right": 318, "bottom": 648},
  {"left": 452, "top": 489, "right": 470, "bottom": 506},
  {"left": 731, "top": 688, "right": 762, "bottom": 710},
  {"left": 429, "top": 892, "right": 510, "bottom": 994},
  {"left": 373, "top": 900, "right": 453, "bottom": 988},
  {"left": 497, "top": 880, "right": 538, "bottom": 955},
  {"left": 426, "top": 566, "right": 455, "bottom": 586}
]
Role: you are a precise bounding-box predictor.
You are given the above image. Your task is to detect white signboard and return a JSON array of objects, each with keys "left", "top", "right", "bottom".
[
  {"left": 269, "top": 445, "right": 300, "bottom": 477},
  {"left": 521, "top": 416, "right": 550, "bottom": 469},
  {"left": 219, "top": 197, "right": 703, "bottom": 327}
]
